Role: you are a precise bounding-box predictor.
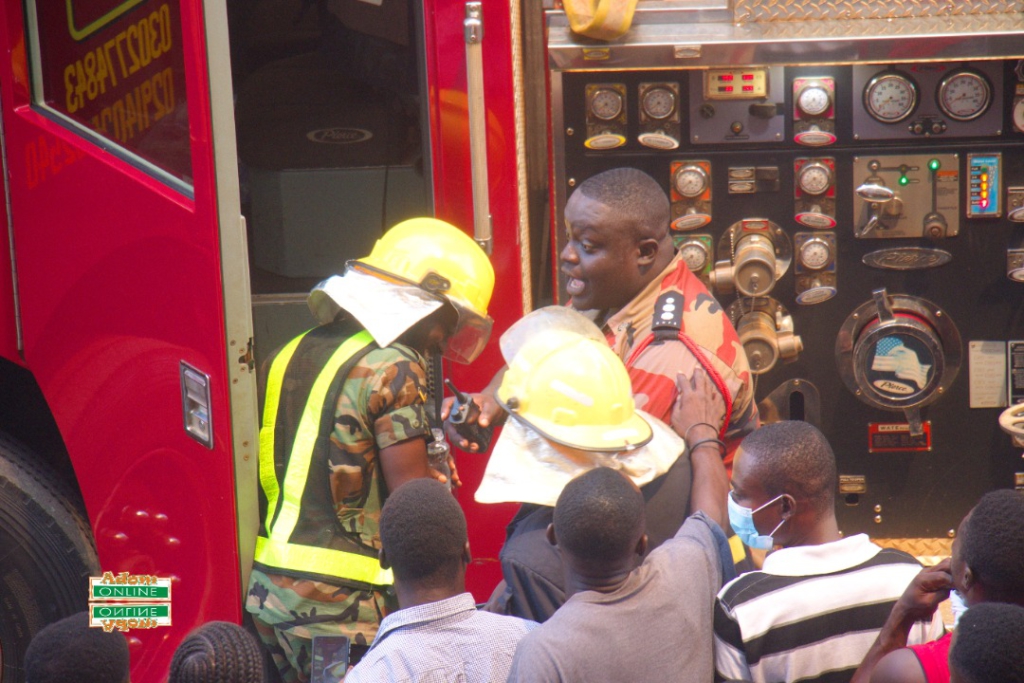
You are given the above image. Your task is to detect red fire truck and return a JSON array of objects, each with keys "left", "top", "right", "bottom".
[{"left": 2, "top": 0, "right": 1024, "bottom": 680}]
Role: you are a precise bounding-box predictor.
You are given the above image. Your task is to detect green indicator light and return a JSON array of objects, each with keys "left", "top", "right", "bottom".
[
  {"left": 898, "top": 175, "right": 910, "bottom": 186},
  {"left": 928, "top": 159, "right": 941, "bottom": 171}
]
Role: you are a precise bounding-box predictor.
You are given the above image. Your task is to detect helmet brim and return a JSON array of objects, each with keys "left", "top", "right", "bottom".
[{"left": 499, "top": 395, "right": 654, "bottom": 452}]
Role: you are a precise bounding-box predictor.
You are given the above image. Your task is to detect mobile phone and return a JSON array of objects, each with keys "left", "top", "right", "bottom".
[{"left": 311, "top": 635, "right": 351, "bottom": 683}]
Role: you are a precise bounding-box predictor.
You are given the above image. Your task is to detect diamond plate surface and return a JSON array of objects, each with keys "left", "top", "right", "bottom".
[
  {"left": 873, "top": 537, "right": 953, "bottom": 566},
  {"left": 735, "top": 0, "right": 1024, "bottom": 23}
]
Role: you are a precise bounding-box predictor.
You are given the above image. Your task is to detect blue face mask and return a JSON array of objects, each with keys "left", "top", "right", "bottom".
[{"left": 728, "top": 492, "right": 786, "bottom": 550}]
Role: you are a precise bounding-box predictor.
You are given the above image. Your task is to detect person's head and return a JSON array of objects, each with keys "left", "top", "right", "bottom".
[
  {"left": 310, "top": 217, "right": 495, "bottom": 363},
  {"left": 948, "top": 601, "right": 1024, "bottom": 683},
  {"left": 25, "top": 612, "right": 130, "bottom": 683},
  {"left": 729, "top": 421, "right": 837, "bottom": 549},
  {"left": 560, "top": 168, "right": 675, "bottom": 311},
  {"left": 379, "top": 478, "right": 470, "bottom": 596},
  {"left": 168, "top": 621, "right": 265, "bottom": 683},
  {"left": 549, "top": 468, "right": 647, "bottom": 578},
  {"left": 496, "top": 333, "right": 652, "bottom": 452},
  {"left": 951, "top": 489, "right": 1024, "bottom": 607}
]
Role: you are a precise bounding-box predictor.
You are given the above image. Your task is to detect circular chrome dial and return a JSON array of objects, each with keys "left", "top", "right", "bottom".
[
  {"left": 797, "top": 83, "right": 831, "bottom": 117},
  {"left": 674, "top": 165, "right": 709, "bottom": 198},
  {"left": 590, "top": 88, "right": 623, "bottom": 121},
  {"left": 797, "top": 162, "right": 832, "bottom": 196},
  {"left": 641, "top": 87, "right": 676, "bottom": 120},
  {"left": 864, "top": 72, "right": 918, "bottom": 123},
  {"left": 680, "top": 241, "right": 710, "bottom": 272},
  {"left": 799, "top": 238, "right": 832, "bottom": 270},
  {"left": 937, "top": 70, "right": 991, "bottom": 122}
]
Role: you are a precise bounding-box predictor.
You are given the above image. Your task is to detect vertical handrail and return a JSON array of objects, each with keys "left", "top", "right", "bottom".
[{"left": 464, "top": 2, "right": 492, "bottom": 254}]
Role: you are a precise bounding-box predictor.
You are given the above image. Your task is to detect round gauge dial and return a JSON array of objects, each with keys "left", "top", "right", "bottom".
[
  {"left": 937, "top": 70, "right": 991, "bottom": 122},
  {"left": 797, "top": 83, "right": 831, "bottom": 117},
  {"left": 590, "top": 88, "right": 623, "bottom": 121},
  {"left": 799, "top": 238, "right": 833, "bottom": 270},
  {"left": 680, "top": 241, "right": 710, "bottom": 272},
  {"left": 641, "top": 87, "right": 676, "bottom": 120},
  {"left": 864, "top": 73, "right": 918, "bottom": 123},
  {"left": 798, "top": 162, "right": 833, "bottom": 196},
  {"left": 674, "top": 165, "right": 709, "bottom": 198}
]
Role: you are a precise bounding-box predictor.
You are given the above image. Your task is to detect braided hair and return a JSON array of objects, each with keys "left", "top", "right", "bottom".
[{"left": 168, "top": 621, "right": 265, "bottom": 683}]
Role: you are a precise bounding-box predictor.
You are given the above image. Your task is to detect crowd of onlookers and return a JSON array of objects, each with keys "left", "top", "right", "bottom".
[{"left": 24, "top": 421, "right": 1024, "bottom": 683}]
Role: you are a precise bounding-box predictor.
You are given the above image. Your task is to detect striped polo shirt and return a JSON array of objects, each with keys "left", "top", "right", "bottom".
[{"left": 714, "top": 534, "right": 944, "bottom": 683}]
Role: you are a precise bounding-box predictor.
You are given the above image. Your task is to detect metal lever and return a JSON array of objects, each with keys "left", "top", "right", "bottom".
[
  {"left": 856, "top": 183, "right": 895, "bottom": 237},
  {"left": 464, "top": 2, "right": 492, "bottom": 254}
]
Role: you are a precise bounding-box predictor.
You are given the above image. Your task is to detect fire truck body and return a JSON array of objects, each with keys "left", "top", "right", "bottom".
[{"left": 1, "top": 0, "right": 1023, "bottom": 681}]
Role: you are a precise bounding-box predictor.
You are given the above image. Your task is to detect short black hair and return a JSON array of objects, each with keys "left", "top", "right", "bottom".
[
  {"left": 553, "top": 468, "right": 645, "bottom": 563},
  {"left": 741, "top": 421, "right": 836, "bottom": 513},
  {"left": 168, "top": 621, "right": 265, "bottom": 683},
  {"left": 380, "top": 478, "right": 467, "bottom": 584},
  {"left": 949, "top": 602, "right": 1024, "bottom": 683},
  {"left": 575, "top": 168, "right": 670, "bottom": 242},
  {"left": 962, "top": 489, "right": 1024, "bottom": 604},
  {"left": 25, "top": 612, "right": 130, "bottom": 683}
]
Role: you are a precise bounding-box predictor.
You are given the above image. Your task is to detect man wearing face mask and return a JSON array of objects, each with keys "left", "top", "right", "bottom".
[
  {"left": 851, "top": 489, "right": 1024, "bottom": 683},
  {"left": 713, "top": 421, "right": 944, "bottom": 683}
]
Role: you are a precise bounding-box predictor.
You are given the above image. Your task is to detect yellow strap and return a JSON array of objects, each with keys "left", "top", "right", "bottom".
[
  {"left": 729, "top": 533, "right": 747, "bottom": 566},
  {"left": 254, "top": 536, "right": 393, "bottom": 587},
  {"left": 562, "top": 0, "right": 638, "bottom": 40},
  {"left": 259, "top": 331, "right": 310, "bottom": 532},
  {"left": 272, "top": 331, "right": 374, "bottom": 543}
]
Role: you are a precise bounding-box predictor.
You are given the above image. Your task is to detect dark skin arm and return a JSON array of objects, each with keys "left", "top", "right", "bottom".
[
  {"left": 850, "top": 557, "right": 952, "bottom": 683},
  {"left": 440, "top": 367, "right": 508, "bottom": 452},
  {"left": 671, "top": 367, "right": 729, "bottom": 530},
  {"left": 378, "top": 437, "right": 434, "bottom": 492}
]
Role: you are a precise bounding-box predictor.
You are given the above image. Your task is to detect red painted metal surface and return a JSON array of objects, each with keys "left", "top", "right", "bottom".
[
  {"left": 0, "top": 0, "right": 241, "bottom": 679},
  {"left": 424, "top": 0, "right": 522, "bottom": 600}
]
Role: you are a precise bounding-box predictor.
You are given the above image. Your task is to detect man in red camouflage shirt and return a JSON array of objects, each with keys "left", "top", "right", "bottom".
[
  {"left": 447, "top": 166, "right": 757, "bottom": 465},
  {"left": 448, "top": 167, "right": 758, "bottom": 623}
]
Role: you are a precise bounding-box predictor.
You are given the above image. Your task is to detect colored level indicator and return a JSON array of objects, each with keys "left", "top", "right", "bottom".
[{"left": 967, "top": 153, "right": 1001, "bottom": 218}]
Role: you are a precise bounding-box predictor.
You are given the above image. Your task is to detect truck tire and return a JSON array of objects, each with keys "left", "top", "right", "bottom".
[{"left": 0, "top": 434, "right": 99, "bottom": 682}]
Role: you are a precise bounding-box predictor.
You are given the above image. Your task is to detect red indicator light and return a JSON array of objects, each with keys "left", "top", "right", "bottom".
[
  {"left": 981, "top": 199, "right": 989, "bottom": 209},
  {"left": 718, "top": 86, "right": 734, "bottom": 93},
  {"left": 742, "top": 74, "right": 755, "bottom": 81},
  {"left": 719, "top": 74, "right": 734, "bottom": 82},
  {"left": 742, "top": 85, "right": 754, "bottom": 92}
]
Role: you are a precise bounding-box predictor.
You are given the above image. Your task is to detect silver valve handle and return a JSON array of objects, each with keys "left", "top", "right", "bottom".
[{"left": 857, "top": 183, "right": 896, "bottom": 237}]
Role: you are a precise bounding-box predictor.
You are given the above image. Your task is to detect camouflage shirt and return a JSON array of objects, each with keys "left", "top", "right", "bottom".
[
  {"left": 579, "top": 252, "right": 758, "bottom": 468},
  {"left": 247, "top": 339, "right": 430, "bottom": 648}
]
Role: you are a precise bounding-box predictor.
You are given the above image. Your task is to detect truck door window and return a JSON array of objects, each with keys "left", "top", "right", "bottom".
[{"left": 25, "top": 0, "right": 192, "bottom": 188}]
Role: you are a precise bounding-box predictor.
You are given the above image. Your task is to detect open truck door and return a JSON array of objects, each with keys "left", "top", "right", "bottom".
[{"left": 0, "top": 0, "right": 255, "bottom": 678}]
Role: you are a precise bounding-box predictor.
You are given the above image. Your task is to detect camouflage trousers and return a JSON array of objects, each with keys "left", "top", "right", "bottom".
[{"left": 246, "top": 569, "right": 396, "bottom": 683}]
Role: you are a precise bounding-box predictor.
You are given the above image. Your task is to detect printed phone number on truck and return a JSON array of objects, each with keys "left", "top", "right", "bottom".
[{"left": 63, "top": 3, "right": 174, "bottom": 115}]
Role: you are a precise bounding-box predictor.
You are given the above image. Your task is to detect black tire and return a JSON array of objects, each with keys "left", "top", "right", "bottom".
[{"left": 0, "top": 433, "right": 99, "bottom": 682}]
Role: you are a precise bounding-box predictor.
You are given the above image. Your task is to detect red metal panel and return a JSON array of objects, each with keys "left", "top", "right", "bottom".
[
  {"left": 0, "top": 187, "right": 19, "bottom": 364},
  {"left": 0, "top": 1, "right": 240, "bottom": 680},
  {"left": 423, "top": 0, "right": 523, "bottom": 600}
]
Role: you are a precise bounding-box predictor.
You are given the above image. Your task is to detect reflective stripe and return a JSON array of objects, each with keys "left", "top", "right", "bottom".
[
  {"left": 255, "top": 536, "right": 393, "bottom": 587},
  {"left": 273, "top": 330, "right": 373, "bottom": 541},
  {"left": 256, "top": 329, "right": 386, "bottom": 585},
  {"left": 259, "top": 331, "right": 310, "bottom": 532}
]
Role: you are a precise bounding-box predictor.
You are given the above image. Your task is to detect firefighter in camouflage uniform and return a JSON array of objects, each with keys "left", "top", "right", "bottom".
[{"left": 246, "top": 218, "right": 494, "bottom": 682}]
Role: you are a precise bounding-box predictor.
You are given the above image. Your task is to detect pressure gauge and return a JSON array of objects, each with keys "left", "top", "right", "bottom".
[
  {"left": 937, "top": 70, "right": 991, "bottom": 122},
  {"left": 797, "top": 162, "right": 833, "bottom": 196},
  {"left": 864, "top": 72, "right": 918, "bottom": 123},
  {"left": 590, "top": 88, "right": 624, "bottom": 121},
  {"left": 641, "top": 87, "right": 676, "bottom": 120},
  {"left": 797, "top": 82, "right": 831, "bottom": 117},
  {"left": 680, "top": 240, "right": 710, "bottom": 273},
  {"left": 674, "top": 165, "right": 709, "bottom": 198},
  {"left": 799, "top": 237, "right": 833, "bottom": 270}
]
